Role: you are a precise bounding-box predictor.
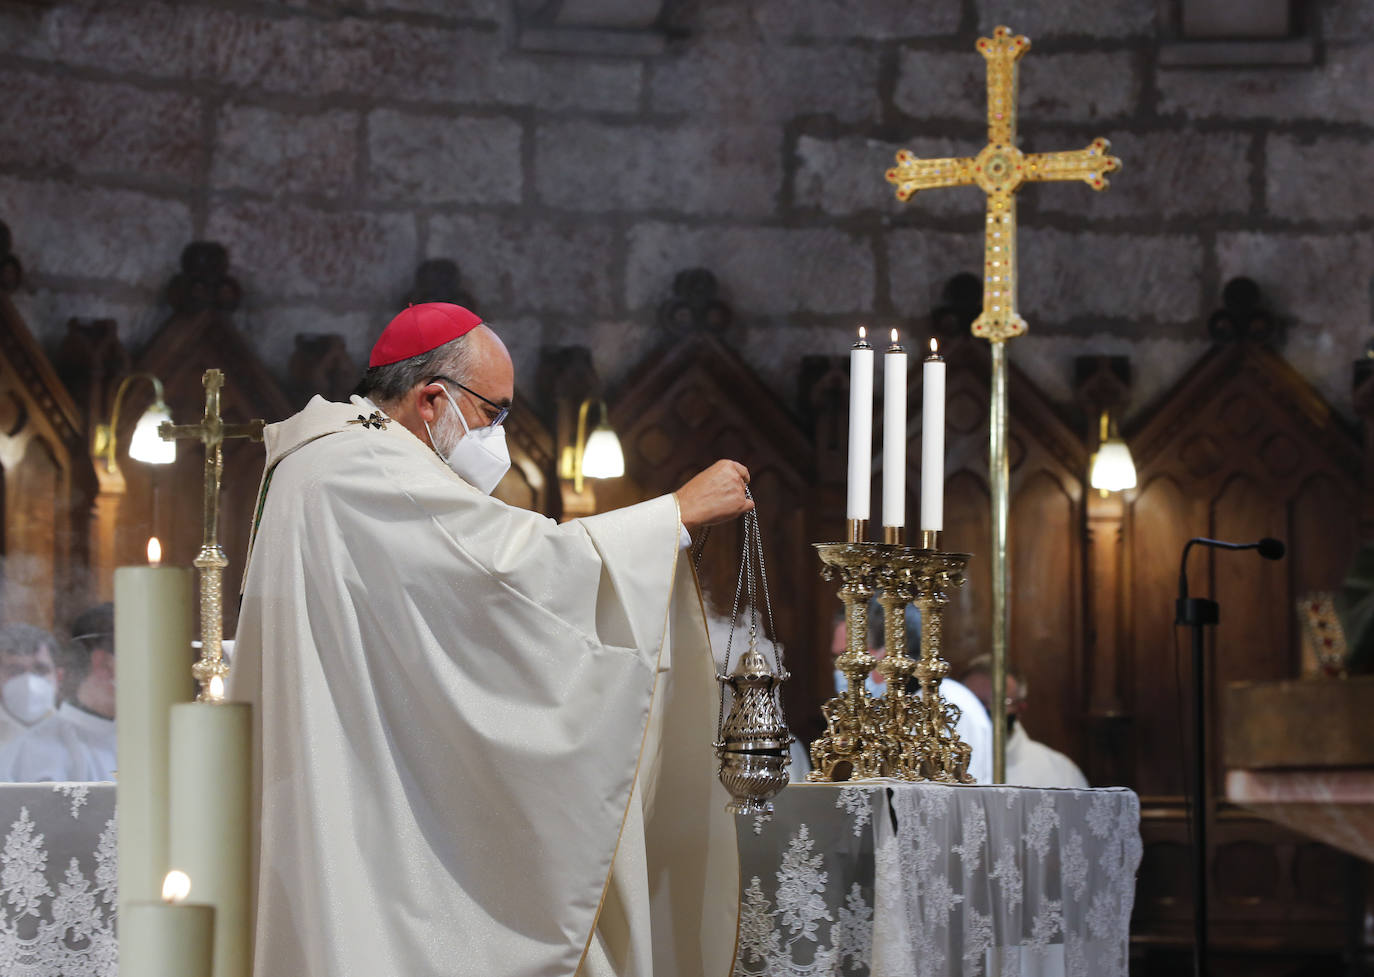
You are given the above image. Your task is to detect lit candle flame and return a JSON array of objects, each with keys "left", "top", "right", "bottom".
[
  {"left": 891, "top": 328, "right": 899, "bottom": 344},
  {"left": 147, "top": 537, "right": 162, "bottom": 565},
  {"left": 858, "top": 325, "right": 867, "bottom": 340},
  {"left": 162, "top": 869, "right": 191, "bottom": 904},
  {"left": 208, "top": 675, "right": 225, "bottom": 699},
  {"left": 930, "top": 338, "right": 939, "bottom": 353}
]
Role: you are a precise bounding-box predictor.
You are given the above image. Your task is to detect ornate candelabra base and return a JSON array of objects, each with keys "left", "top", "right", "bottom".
[{"left": 808, "top": 541, "right": 973, "bottom": 784}]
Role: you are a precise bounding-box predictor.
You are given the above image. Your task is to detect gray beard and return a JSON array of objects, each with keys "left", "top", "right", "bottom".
[{"left": 430, "top": 408, "right": 464, "bottom": 459}]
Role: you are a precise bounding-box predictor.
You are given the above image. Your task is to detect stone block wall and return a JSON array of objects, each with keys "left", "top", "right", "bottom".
[{"left": 0, "top": 0, "right": 1369, "bottom": 420}]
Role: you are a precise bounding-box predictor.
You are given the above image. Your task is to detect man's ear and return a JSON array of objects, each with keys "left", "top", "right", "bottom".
[{"left": 414, "top": 382, "right": 446, "bottom": 425}]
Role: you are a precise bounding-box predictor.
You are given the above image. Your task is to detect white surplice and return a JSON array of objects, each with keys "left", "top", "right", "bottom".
[
  {"left": 1005, "top": 721, "right": 1089, "bottom": 789},
  {"left": 232, "top": 396, "right": 739, "bottom": 977},
  {"left": 0, "top": 702, "right": 116, "bottom": 782}
]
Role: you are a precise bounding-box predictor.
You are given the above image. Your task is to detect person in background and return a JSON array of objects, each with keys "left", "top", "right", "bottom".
[
  {"left": 0, "top": 623, "right": 59, "bottom": 752},
  {"left": 0, "top": 604, "right": 116, "bottom": 782},
  {"left": 959, "top": 653, "right": 1089, "bottom": 788}
]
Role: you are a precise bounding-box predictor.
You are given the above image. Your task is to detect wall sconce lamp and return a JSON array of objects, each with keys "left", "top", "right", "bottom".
[
  {"left": 93, "top": 372, "right": 176, "bottom": 474},
  {"left": 560, "top": 398, "right": 624, "bottom": 493},
  {"left": 1089, "top": 410, "right": 1136, "bottom": 494}
]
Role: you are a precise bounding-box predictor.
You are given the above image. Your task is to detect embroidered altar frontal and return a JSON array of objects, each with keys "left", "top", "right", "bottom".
[{"left": 737, "top": 781, "right": 1142, "bottom": 977}]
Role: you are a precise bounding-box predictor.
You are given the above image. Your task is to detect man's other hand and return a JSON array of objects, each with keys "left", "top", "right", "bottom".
[{"left": 676, "top": 460, "right": 753, "bottom": 533}]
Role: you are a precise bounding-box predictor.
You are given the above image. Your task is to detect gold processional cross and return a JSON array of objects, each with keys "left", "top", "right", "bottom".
[
  {"left": 884, "top": 26, "right": 1121, "bottom": 781},
  {"left": 160, "top": 369, "right": 265, "bottom": 702}
]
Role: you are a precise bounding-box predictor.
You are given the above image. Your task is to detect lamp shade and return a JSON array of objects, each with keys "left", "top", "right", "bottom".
[
  {"left": 1090, "top": 438, "right": 1137, "bottom": 492},
  {"left": 130, "top": 402, "right": 176, "bottom": 464},
  {"left": 581, "top": 426, "right": 625, "bottom": 479}
]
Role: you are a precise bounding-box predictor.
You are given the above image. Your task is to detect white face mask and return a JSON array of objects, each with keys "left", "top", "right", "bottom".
[
  {"left": 2, "top": 672, "right": 55, "bottom": 726},
  {"left": 424, "top": 388, "right": 511, "bottom": 495}
]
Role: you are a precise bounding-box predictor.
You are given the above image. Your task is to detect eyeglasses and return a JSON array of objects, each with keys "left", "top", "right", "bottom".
[{"left": 430, "top": 376, "right": 510, "bottom": 427}]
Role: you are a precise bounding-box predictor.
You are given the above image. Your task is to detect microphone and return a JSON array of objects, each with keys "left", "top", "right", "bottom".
[{"left": 1178, "top": 536, "right": 1285, "bottom": 601}]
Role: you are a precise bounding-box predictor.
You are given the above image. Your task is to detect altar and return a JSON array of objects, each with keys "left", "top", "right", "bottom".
[
  {"left": 737, "top": 781, "right": 1141, "bottom": 977},
  {"left": 0, "top": 780, "right": 1140, "bottom": 977}
]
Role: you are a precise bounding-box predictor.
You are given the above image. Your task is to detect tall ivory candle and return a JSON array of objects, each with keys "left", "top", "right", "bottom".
[
  {"left": 170, "top": 701, "right": 252, "bottom": 977},
  {"left": 920, "top": 339, "right": 947, "bottom": 532},
  {"left": 115, "top": 564, "right": 194, "bottom": 913},
  {"left": 120, "top": 872, "right": 215, "bottom": 977},
  {"left": 882, "top": 329, "right": 907, "bottom": 529},
  {"left": 847, "top": 327, "right": 874, "bottom": 522}
]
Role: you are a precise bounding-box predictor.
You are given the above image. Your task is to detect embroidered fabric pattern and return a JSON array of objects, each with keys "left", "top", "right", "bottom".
[
  {"left": 739, "top": 783, "right": 1141, "bottom": 977},
  {"left": 0, "top": 786, "right": 118, "bottom": 977}
]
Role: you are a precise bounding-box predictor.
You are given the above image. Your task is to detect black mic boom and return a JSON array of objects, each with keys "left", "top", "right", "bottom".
[{"left": 1257, "top": 537, "right": 1285, "bottom": 560}]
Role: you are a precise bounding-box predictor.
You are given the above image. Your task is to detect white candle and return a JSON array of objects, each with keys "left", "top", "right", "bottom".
[
  {"left": 846, "top": 327, "right": 874, "bottom": 522},
  {"left": 116, "top": 566, "right": 194, "bottom": 914},
  {"left": 920, "top": 339, "right": 946, "bottom": 532},
  {"left": 120, "top": 872, "right": 215, "bottom": 977},
  {"left": 170, "top": 701, "right": 252, "bottom": 977},
  {"left": 882, "top": 329, "right": 907, "bottom": 528}
]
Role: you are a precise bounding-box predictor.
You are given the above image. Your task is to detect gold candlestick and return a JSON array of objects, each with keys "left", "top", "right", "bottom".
[
  {"left": 810, "top": 542, "right": 972, "bottom": 783},
  {"left": 874, "top": 552, "right": 919, "bottom": 777},
  {"left": 910, "top": 550, "right": 973, "bottom": 783},
  {"left": 160, "top": 369, "right": 265, "bottom": 701},
  {"left": 809, "top": 542, "right": 884, "bottom": 781}
]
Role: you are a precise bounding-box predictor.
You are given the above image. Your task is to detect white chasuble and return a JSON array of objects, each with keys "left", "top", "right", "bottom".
[{"left": 232, "top": 396, "right": 739, "bottom": 977}]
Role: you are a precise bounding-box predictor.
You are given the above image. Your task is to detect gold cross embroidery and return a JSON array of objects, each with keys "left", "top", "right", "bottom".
[
  {"left": 349, "top": 411, "right": 390, "bottom": 430},
  {"left": 884, "top": 26, "right": 1122, "bottom": 343}
]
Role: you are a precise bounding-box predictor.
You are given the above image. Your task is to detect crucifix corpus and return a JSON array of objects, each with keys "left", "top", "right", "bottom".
[
  {"left": 884, "top": 25, "right": 1121, "bottom": 781},
  {"left": 160, "top": 369, "right": 265, "bottom": 702}
]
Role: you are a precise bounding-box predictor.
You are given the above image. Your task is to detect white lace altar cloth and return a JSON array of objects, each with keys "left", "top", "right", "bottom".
[
  {"left": 0, "top": 782, "right": 117, "bottom": 977},
  {"left": 736, "top": 781, "right": 1141, "bottom": 977}
]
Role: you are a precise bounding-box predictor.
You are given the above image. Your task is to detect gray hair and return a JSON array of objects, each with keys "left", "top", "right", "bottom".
[
  {"left": 353, "top": 334, "right": 476, "bottom": 407},
  {"left": 0, "top": 623, "right": 56, "bottom": 662}
]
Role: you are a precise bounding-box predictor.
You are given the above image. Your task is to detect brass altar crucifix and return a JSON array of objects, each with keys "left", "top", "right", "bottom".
[
  {"left": 884, "top": 25, "right": 1121, "bottom": 781},
  {"left": 160, "top": 369, "right": 264, "bottom": 702}
]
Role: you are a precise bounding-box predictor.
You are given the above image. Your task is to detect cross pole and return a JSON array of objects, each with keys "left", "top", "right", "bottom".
[
  {"left": 159, "top": 369, "right": 265, "bottom": 701},
  {"left": 884, "top": 25, "right": 1121, "bottom": 782}
]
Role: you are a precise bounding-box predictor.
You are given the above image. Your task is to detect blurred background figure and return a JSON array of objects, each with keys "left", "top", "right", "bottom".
[
  {"left": 0, "top": 603, "right": 115, "bottom": 782},
  {"left": 959, "top": 654, "right": 1088, "bottom": 788},
  {"left": 0, "top": 623, "right": 59, "bottom": 750}
]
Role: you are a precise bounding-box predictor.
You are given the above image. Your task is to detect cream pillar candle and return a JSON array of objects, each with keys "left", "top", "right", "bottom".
[
  {"left": 169, "top": 701, "right": 252, "bottom": 977},
  {"left": 120, "top": 898, "right": 214, "bottom": 977},
  {"left": 115, "top": 564, "right": 194, "bottom": 913},
  {"left": 881, "top": 329, "right": 907, "bottom": 529},
  {"left": 846, "top": 327, "right": 874, "bottom": 523},
  {"left": 920, "top": 339, "right": 947, "bottom": 532}
]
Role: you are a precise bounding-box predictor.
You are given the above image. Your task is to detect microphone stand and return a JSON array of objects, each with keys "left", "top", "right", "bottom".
[
  {"left": 1175, "top": 572, "right": 1217, "bottom": 977},
  {"left": 1175, "top": 536, "right": 1282, "bottom": 977}
]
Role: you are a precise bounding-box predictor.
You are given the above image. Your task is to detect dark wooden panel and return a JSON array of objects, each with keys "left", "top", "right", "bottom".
[{"left": 0, "top": 291, "right": 96, "bottom": 630}]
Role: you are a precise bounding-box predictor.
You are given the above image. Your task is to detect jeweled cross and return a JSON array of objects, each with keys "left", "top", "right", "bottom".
[
  {"left": 883, "top": 26, "right": 1121, "bottom": 784},
  {"left": 159, "top": 369, "right": 265, "bottom": 700},
  {"left": 884, "top": 25, "right": 1121, "bottom": 342}
]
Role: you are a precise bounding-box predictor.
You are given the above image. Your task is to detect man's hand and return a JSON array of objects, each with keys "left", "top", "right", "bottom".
[{"left": 676, "top": 460, "right": 753, "bottom": 533}]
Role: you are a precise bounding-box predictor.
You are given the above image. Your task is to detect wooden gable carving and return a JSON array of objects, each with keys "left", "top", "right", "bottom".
[
  {"left": 0, "top": 246, "right": 97, "bottom": 628},
  {"left": 600, "top": 330, "right": 827, "bottom": 736},
  {"left": 1124, "top": 340, "right": 1362, "bottom": 797},
  {"left": 914, "top": 337, "right": 1089, "bottom": 763},
  {"left": 112, "top": 244, "right": 292, "bottom": 636}
]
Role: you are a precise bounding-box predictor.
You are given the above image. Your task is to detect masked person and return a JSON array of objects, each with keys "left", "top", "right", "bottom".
[
  {"left": 0, "top": 623, "right": 59, "bottom": 751},
  {"left": 231, "top": 303, "right": 750, "bottom": 977},
  {"left": 0, "top": 605, "right": 115, "bottom": 782}
]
